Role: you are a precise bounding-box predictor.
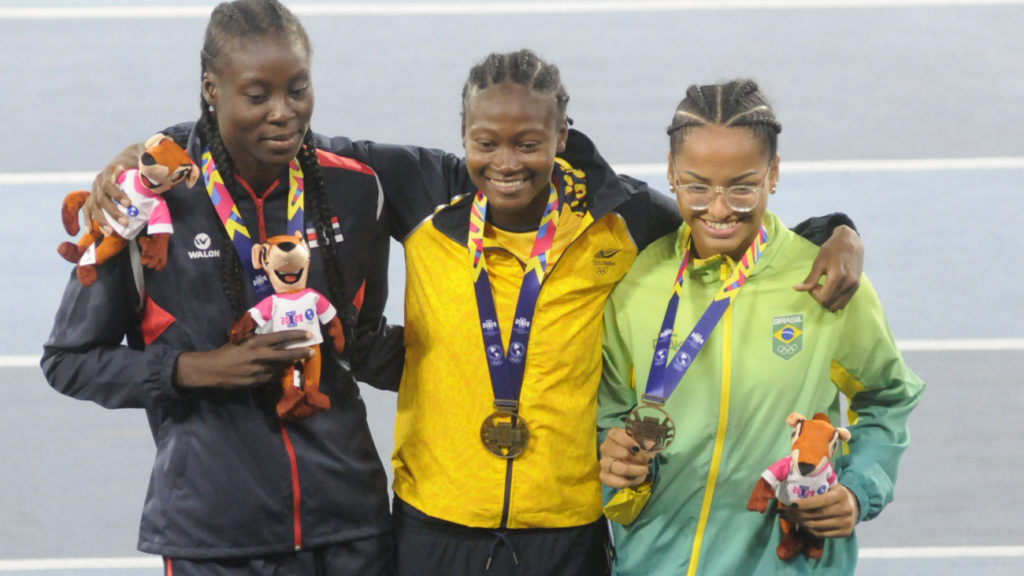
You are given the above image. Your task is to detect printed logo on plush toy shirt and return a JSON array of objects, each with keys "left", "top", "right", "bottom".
[
  {"left": 772, "top": 315, "right": 803, "bottom": 360},
  {"left": 281, "top": 308, "right": 315, "bottom": 328},
  {"left": 792, "top": 483, "right": 830, "bottom": 499}
]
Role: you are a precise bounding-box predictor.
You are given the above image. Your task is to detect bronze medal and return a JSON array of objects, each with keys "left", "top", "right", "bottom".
[
  {"left": 625, "top": 403, "right": 676, "bottom": 453},
  {"left": 480, "top": 409, "right": 530, "bottom": 459}
]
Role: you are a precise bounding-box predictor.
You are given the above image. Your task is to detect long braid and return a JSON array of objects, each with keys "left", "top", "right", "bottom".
[
  {"left": 198, "top": 0, "right": 320, "bottom": 412},
  {"left": 667, "top": 79, "right": 782, "bottom": 159},
  {"left": 199, "top": 106, "right": 247, "bottom": 320},
  {"left": 297, "top": 131, "right": 356, "bottom": 346},
  {"left": 199, "top": 0, "right": 317, "bottom": 323}
]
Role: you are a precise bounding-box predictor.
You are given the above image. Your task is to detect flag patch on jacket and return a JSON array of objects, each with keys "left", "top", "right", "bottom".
[{"left": 306, "top": 217, "right": 344, "bottom": 248}]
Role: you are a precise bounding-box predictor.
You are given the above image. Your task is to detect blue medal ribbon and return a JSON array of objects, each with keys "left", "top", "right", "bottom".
[
  {"left": 643, "top": 225, "right": 768, "bottom": 404},
  {"left": 201, "top": 148, "right": 305, "bottom": 300},
  {"left": 469, "top": 184, "right": 560, "bottom": 409}
]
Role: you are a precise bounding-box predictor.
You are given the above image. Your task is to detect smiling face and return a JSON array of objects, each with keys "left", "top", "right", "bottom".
[
  {"left": 462, "top": 81, "right": 568, "bottom": 230},
  {"left": 667, "top": 124, "right": 779, "bottom": 261},
  {"left": 203, "top": 33, "right": 313, "bottom": 192}
]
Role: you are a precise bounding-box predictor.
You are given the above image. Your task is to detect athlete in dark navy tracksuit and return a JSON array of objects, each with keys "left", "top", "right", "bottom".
[
  {"left": 42, "top": 2, "right": 401, "bottom": 574},
  {"left": 42, "top": 120, "right": 402, "bottom": 572}
]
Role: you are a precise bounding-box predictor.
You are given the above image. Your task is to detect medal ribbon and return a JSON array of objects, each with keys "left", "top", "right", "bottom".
[
  {"left": 201, "top": 148, "right": 305, "bottom": 299},
  {"left": 643, "top": 224, "right": 768, "bottom": 404},
  {"left": 470, "top": 185, "right": 560, "bottom": 409}
]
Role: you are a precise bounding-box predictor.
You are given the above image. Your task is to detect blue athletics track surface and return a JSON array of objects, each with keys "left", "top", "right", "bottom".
[{"left": 1, "top": 1, "right": 1022, "bottom": 574}]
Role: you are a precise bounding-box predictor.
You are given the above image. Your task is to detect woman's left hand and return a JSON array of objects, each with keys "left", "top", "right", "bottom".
[
  {"left": 794, "top": 224, "right": 862, "bottom": 312},
  {"left": 784, "top": 483, "right": 859, "bottom": 539}
]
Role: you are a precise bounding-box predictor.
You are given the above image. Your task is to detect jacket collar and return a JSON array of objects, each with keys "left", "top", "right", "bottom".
[{"left": 674, "top": 212, "right": 790, "bottom": 285}]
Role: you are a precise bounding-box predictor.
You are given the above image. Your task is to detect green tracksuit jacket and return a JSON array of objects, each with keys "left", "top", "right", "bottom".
[{"left": 598, "top": 212, "right": 924, "bottom": 576}]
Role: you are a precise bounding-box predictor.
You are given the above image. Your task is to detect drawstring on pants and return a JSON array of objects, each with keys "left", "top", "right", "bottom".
[{"left": 484, "top": 531, "right": 520, "bottom": 571}]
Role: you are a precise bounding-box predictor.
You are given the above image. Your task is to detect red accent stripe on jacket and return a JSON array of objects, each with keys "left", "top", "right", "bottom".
[
  {"left": 280, "top": 427, "right": 303, "bottom": 550},
  {"left": 316, "top": 149, "right": 375, "bottom": 176}
]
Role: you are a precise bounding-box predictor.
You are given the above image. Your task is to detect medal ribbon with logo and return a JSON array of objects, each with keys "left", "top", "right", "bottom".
[
  {"left": 627, "top": 224, "right": 768, "bottom": 452},
  {"left": 201, "top": 148, "right": 305, "bottom": 300},
  {"left": 470, "top": 184, "right": 559, "bottom": 459}
]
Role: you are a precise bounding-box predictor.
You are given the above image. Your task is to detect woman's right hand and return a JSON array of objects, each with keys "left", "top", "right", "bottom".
[
  {"left": 85, "top": 143, "right": 145, "bottom": 235},
  {"left": 175, "top": 330, "right": 315, "bottom": 390},
  {"left": 599, "top": 427, "right": 655, "bottom": 489}
]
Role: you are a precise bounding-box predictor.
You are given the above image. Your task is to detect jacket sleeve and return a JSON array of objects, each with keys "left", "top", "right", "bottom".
[
  {"left": 315, "top": 135, "right": 474, "bottom": 241},
  {"left": 597, "top": 286, "right": 639, "bottom": 447},
  {"left": 40, "top": 253, "right": 184, "bottom": 410},
  {"left": 161, "top": 122, "right": 192, "bottom": 148},
  {"left": 348, "top": 204, "right": 404, "bottom": 392},
  {"left": 830, "top": 276, "right": 925, "bottom": 522},
  {"left": 614, "top": 175, "right": 683, "bottom": 251},
  {"left": 791, "top": 212, "right": 858, "bottom": 246}
]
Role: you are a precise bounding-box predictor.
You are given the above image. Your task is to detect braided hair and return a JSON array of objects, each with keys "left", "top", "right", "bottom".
[
  {"left": 199, "top": 0, "right": 356, "bottom": 345},
  {"left": 461, "top": 49, "right": 570, "bottom": 125},
  {"left": 666, "top": 79, "right": 782, "bottom": 160}
]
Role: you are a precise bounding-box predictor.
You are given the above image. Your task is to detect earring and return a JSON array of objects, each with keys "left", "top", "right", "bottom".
[
  {"left": 208, "top": 104, "right": 215, "bottom": 113},
  {"left": 770, "top": 186, "right": 777, "bottom": 195}
]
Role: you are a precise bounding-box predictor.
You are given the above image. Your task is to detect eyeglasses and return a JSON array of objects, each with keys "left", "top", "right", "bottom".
[{"left": 669, "top": 161, "right": 772, "bottom": 213}]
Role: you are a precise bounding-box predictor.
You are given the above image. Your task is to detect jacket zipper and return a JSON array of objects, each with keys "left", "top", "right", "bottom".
[
  {"left": 498, "top": 459, "right": 514, "bottom": 529},
  {"left": 488, "top": 214, "right": 595, "bottom": 529},
  {"left": 280, "top": 426, "right": 303, "bottom": 550}
]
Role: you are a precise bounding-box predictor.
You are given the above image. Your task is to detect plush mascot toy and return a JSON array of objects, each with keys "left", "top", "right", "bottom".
[
  {"left": 58, "top": 133, "right": 198, "bottom": 286},
  {"left": 746, "top": 412, "right": 852, "bottom": 560},
  {"left": 228, "top": 231, "right": 344, "bottom": 421}
]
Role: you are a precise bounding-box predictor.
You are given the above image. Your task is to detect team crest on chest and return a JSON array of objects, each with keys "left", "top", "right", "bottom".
[{"left": 772, "top": 315, "right": 803, "bottom": 360}]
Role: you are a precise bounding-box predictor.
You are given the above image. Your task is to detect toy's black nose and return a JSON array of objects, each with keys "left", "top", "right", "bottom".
[
  {"left": 140, "top": 152, "right": 156, "bottom": 166},
  {"left": 798, "top": 463, "right": 815, "bottom": 476},
  {"left": 277, "top": 242, "right": 297, "bottom": 252}
]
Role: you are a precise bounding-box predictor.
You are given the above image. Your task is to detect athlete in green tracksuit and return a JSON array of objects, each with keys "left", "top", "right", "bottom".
[{"left": 597, "top": 80, "right": 924, "bottom": 576}]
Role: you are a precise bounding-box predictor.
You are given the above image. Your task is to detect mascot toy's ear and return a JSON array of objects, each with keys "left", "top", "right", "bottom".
[
  {"left": 786, "top": 412, "right": 806, "bottom": 428},
  {"left": 252, "top": 243, "right": 268, "bottom": 271},
  {"left": 143, "top": 133, "right": 167, "bottom": 148}
]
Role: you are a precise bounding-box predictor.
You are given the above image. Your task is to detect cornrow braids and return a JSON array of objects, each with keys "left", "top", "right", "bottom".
[
  {"left": 297, "top": 131, "right": 357, "bottom": 347},
  {"left": 461, "top": 49, "right": 570, "bottom": 121},
  {"left": 666, "top": 79, "right": 782, "bottom": 160},
  {"left": 201, "top": 0, "right": 310, "bottom": 77}
]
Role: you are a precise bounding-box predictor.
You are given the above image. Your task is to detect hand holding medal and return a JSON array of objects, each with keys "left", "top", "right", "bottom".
[{"left": 599, "top": 428, "right": 656, "bottom": 490}]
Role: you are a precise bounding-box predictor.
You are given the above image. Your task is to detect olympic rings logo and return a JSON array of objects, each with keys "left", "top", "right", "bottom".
[{"left": 776, "top": 343, "right": 800, "bottom": 356}]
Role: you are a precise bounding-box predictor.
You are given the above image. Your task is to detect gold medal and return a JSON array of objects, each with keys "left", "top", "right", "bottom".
[
  {"left": 480, "top": 409, "right": 530, "bottom": 459},
  {"left": 625, "top": 403, "right": 675, "bottom": 453}
]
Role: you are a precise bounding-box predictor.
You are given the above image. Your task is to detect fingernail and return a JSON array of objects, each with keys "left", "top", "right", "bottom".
[{"left": 630, "top": 446, "right": 640, "bottom": 454}]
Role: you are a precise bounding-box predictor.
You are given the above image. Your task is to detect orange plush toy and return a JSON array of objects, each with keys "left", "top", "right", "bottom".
[
  {"left": 58, "top": 133, "right": 198, "bottom": 286},
  {"left": 747, "top": 412, "right": 852, "bottom": 560},
  {"left": 228, "top": 232, "right": 345, "bottom": 421}
]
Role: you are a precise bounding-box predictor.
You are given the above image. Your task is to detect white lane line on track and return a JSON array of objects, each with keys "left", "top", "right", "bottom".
[
  {"left": 3, "top": 546, "right": 1024, "bottom": 570},
  {"left": 860, "top": 546, "right": 1024, "bottom": 559},
  {"left": 614, "top": 157, "right": 1024, "bottom": 175},
  {"left": 3, "top": 157, "right": 1023, "bottom": 186},
  {"left": 2, "top": 1, "right": 1024, "bottom": 19},
  {"left": 7, "top": 339, "right": 1024, "bottom": 369}
]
